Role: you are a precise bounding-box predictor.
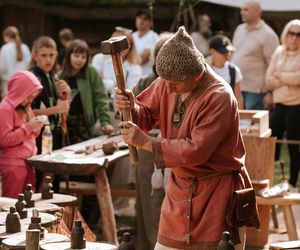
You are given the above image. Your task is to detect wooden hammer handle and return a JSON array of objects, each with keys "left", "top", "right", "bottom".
[{"left": 112, "top": 54, "right": 138, "bottom": 163}]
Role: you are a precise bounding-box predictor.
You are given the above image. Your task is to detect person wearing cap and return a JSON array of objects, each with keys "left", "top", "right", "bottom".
[
  {"left": 208, "top": 35, "right": 244, "bottom": 109},
  {"left": 231, "top": 0, "right": 279, "bottom": 110},
  {"left": 114, "top": 26, "right": 258, "bottom": 250},
  {"left": 132, "top": 9, "right": 159, "bottom": 75}
]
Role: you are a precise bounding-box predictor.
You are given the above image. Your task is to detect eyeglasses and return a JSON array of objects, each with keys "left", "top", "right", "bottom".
[{"left": 287, "top": 31, "right": 300, "bottom": 39}]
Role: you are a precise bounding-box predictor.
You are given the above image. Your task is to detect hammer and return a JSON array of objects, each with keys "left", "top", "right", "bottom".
[{"left": 101, "top": 35, "right": 138, "bottom": 163}]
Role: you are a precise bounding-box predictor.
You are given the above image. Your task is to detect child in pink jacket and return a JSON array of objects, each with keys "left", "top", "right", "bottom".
[{"left": 0, "top": 71, "right": 44, "bottom": 198}]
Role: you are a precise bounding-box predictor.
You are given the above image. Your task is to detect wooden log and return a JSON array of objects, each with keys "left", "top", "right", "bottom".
[{"left": 25, "top": 229, "right": 40, "bottom": 250}]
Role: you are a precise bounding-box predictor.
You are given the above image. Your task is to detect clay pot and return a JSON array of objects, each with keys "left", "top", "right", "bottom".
[{"left": 102, "top": 142, "right": 118, "bottom": 155}]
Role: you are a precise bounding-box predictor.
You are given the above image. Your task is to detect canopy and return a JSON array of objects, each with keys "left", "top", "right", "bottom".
[{"left": 201, "top": 0, "right": 300, "bottom": 12}]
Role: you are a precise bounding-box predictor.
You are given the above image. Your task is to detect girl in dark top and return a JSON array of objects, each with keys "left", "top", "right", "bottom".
[{"left": 61, "top": 39, "right": 114, "bottom": 144}]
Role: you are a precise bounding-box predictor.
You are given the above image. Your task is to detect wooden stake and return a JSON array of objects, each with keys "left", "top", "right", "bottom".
[{"left": 26, "top": 229, "right": 40, "bottom": 250}]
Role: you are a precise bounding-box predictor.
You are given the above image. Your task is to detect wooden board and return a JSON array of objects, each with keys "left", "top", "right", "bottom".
[
  {"left": 243, "top": 136, "right": 276, "bottom": 183},
  {"left": 40, "top": 241, "right": 118, "bottom": 250},
  {"left": 1, "top": 232, "right": 68, "bottom": 250},
  {"left": 243, "top": 136, "right": 276, "bottom": 247},
  {"left": 256, "top": 193, "right": 300, "bottom": 206},
  {"left": 26, "top": 135, "right": 129, "bottom": 176},
  {"left": 0, "top": 212, "right": 57, "bottom": 228}
]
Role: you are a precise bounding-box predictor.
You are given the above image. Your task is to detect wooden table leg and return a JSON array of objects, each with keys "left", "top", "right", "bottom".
[
  {"left": 95, "top": 167, "right": 118, "bottom": 245},
  {"left": 282, "top": 205, "right": 298, "bottom": 240},
  {"left": 271, "top": 205, "right": 279, "bottom": 229}
]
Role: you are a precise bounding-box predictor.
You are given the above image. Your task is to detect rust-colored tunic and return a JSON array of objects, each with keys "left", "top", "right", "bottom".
[{"left": 132, "top": 67, "right": 249, "bottom": 250}]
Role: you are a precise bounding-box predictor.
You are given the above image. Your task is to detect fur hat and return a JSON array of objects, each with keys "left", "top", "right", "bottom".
[{"left": 156, "top": 26, "right": 206, "bottom": 81}]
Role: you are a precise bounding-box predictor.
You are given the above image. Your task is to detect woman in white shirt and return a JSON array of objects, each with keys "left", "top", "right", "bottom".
[
  {"left": 0, "top": 26, "right": 31, "bottom": 97},
  {"left": 208, "top": 35, "right": 244, "bottom": 109},
  {"left": 92, "top": 27, "right": 142, "bottom": 98}
]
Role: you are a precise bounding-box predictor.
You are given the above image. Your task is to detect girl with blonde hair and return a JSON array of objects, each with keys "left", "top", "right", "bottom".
[{"left": 0, "top": 26, "right": 31, "bottom": 97}]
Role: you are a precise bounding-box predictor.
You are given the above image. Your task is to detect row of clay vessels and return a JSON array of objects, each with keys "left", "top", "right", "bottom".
[
  {"left": 15, "top": 178, "right": 54, "bottom": 220},
  {"left": 118, "top": 231, "right": 234, "bottom": 250},
  {"left": 6, "top": 207, "right": 44, "bottom": 239},
  {"left": 6, "top": 208, "right": 86, "bottom": 249},
  {"left": 6, "top": 178, "right": 54, "bottom": 237},
  {"left": 7, "top": 208, "right": 233, "bottom": 249}
]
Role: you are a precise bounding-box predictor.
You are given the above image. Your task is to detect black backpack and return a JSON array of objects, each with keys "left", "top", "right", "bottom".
[{"left": 228, "top": 63, "right": 236, "bottom": 90}]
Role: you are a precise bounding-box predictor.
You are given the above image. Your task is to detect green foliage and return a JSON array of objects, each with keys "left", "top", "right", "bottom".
[{"left": 40, "top": 0, "right": 185, "bottom": 7}]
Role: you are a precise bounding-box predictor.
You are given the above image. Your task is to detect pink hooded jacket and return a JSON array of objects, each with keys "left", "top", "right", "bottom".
[{"left": 0, "top": 71, "right": 43, "bottom": 166}]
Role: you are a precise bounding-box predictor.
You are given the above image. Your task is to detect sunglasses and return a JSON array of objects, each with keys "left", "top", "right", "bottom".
[{"left": 287, "top": 31, "right": 300, "bottom": 38}]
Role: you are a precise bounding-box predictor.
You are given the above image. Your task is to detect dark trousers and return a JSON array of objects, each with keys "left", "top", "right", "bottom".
[
  {"left": 270, "top": 103, "right": 300, "bottom": 187},
  {"left": 136, "top": 149, "right": 165, "bottom": 250}
]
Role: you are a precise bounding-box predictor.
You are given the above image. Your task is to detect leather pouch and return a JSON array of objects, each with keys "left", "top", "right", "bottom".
[{"left": 226, "top": 187, "right": 259, "bottom": 228}]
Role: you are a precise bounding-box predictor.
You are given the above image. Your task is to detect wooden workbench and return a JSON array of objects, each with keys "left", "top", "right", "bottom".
[{"left": 26, "top": 135, "right": 129, "bottom": 245}]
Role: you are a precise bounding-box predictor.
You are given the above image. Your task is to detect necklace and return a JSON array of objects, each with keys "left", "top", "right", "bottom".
[
  {"left": 171, "top": 71, "right": 209, "bottom": 126},
  {"left": 173, "top": 94, "right": 187, "bottom": 124}
]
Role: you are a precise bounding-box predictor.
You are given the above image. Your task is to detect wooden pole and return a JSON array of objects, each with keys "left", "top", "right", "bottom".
[
  {"left": 26, "top": 229, "right": 40, "bottom": 250},
  {"left": 276, "top": 139, "right": 300, "bottom": 145},
  {"left": 111, "top": 53, "right": 138, "bottom": 163},
  {"left": 94, "top": 160, "right": 118, "bottom": 245}
]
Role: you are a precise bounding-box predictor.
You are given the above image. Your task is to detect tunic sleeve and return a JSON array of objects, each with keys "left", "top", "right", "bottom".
[{"left": 132, "top": 78, "right": 162, "bottom": 131}]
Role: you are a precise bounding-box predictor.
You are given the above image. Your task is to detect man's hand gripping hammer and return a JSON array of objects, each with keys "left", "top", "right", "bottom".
[{"left": 101, "top": 35, "right": 138, "bottom": 163}]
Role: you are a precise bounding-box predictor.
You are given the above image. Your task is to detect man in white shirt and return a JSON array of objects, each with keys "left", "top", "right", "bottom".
[
  {"left": 231, "top": 0, "right": 279, "bottom": 110},
  {"left": 132, "top": 9, "right": 158, "bottom": 75},
  {"left": 191, "top": 14, "right": 212, "bottom": 57}
]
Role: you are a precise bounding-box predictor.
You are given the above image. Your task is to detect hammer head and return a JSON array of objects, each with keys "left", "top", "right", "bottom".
[{"left": 100, "top": 35, "right": 128, "bottom": 55}]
